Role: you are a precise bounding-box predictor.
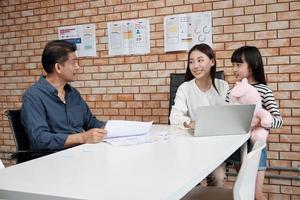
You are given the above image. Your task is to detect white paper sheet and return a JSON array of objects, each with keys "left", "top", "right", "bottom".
[
  {"left": 58, "top": 24, "right": 97, "bottom": 57},
  {"left": 107, "top": 19, "right": 150, "bottom": 56},
  {"left": 104, "top": 120, "right": 153, "bottom": 138},
  {"left": 164, "top": 12, "right": 212, "bottom": 52},
  {"left": 191, "top": 12, "right": 212, "bottom": 48},
  {"left": 103, "top": 131, "right": 169, "bottom": 146}
]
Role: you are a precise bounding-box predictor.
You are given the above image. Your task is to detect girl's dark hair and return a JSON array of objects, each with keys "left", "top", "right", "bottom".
[
  {"left": 42, "top": 40, "right": 77, "bottom": 73},
  {"left": 231, "top": 46, "right": 267, "bottom": 85},
  {"left": 185, "top": 43, "right": 218, "bottom": 93}
]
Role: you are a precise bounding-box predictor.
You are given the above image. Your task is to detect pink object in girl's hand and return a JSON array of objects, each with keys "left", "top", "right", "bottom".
[{"left": 229, "top": 78, "right": 272, "bottom": 143}]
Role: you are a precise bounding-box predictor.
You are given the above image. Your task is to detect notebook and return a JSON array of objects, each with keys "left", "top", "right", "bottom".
[{"left": 194, "top": 104, "right": 255, "bottom": 137}]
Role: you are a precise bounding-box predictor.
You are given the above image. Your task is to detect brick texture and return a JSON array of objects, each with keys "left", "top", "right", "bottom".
[{"left": 0, "top": 0, "right": 299, "bottom": 198}]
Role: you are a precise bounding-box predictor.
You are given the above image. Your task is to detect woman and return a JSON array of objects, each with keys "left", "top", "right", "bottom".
[
  {"left": 169, "top": 43, "right": 229, "bottom": 186},
  {"left": 170, "top": 44, "right": 228, "bottom": 129}
]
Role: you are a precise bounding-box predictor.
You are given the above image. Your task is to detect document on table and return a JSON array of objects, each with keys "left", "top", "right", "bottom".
[
  {"left": 104, "top": 120, "right": 153, "bottom": 138},
  {"left": 103, "top": 131, "right": 169, "bottom": 146}
]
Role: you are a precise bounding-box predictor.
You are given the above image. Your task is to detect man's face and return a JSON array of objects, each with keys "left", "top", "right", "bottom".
[{"left": 58, "top": 52, "right": 79, "bottom": 82}]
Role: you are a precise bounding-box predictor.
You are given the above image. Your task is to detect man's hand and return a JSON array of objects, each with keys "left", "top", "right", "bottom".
[
  {"left": 64, "top": 128, "right": 107, "bottom": 148},
  {"left": 82, "top": 128, "right": 107, "bottom": 143}
]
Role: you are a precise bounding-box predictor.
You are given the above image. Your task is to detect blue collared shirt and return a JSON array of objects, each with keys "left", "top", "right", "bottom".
[{"left": 21, "top": 76, "right": 105, "bottom": 150}]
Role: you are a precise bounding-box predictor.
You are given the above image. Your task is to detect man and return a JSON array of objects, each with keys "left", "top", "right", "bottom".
[{"left": 21, "top": 40, "right": 106, "bottom": 150}]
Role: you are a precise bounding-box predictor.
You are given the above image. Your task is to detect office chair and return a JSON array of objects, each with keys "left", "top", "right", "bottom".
[
  {"left": 182, "top": 141, "right": 266, "bottom": 200},
  {"left": 0, "top": 159, "right": 4, "bottom": 169},
  {"left": 5, "top": 110, "right": 55, "bottom": 164},
  {"left": 168, "top": 71, "right": 225, "bottom": 124}
]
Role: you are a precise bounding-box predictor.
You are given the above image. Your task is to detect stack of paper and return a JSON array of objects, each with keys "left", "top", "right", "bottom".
[
  {"left": 104, "top": 120, "right": 153, "bottom": 138},
  {"left": 104, "top": 131, "right": 169, "bottom": 146},
  {"left": 103, "top": 120, "right": 171, "bottom": 146}
]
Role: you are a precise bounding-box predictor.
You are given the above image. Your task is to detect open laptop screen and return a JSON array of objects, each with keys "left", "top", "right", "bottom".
[{"left": 194, "top": 104, "right": 255, "bottom": 137}]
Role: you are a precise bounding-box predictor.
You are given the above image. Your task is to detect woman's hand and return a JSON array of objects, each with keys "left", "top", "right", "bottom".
[{"left": 183, "top": 121, "right": 195, "bottom": 129}]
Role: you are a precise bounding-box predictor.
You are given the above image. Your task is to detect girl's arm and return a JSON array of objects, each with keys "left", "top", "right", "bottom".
[{"left": 258, "top": 85, "right": 283, "bottom": 129}]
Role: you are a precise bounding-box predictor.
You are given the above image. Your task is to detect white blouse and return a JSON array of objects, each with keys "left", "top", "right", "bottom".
[{"left": 169, "top": 78, "right": 229, "bottom": 126}]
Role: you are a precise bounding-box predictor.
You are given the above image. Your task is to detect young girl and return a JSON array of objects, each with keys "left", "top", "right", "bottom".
[
  {"left": 227, "top": 46, "right": 283, "bottom": 200},
  {"left": 170, "top": 43, "right": 229, "bottom": 186}
]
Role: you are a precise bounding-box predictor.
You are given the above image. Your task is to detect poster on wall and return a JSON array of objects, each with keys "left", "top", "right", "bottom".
[
  {"left": 58, "top": 24, "right": 97, "bottom": 57},
  {"left": 164, "top": 14, "right": 192, "bottom": 52},
  {"left": 164, "top": 12, "right": 212, "bottom": 52},
  {"left": 107, "top": 18, "right": 150, "bottom": 56}
]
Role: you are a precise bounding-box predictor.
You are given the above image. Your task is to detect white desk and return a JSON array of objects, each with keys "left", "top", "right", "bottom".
[{"left": 0, "top": 125, "right": 249, "bottom": 200}]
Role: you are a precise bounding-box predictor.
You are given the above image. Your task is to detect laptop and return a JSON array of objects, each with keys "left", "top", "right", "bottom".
[{"left": 194, "top": 104, "right": 256, "bottom": 137}]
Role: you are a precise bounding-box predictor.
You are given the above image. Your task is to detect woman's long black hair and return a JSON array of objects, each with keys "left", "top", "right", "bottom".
[
  {"left": 231, "top": 46, "right": 267, "bottom": 85},
  {"left": 185, "top": 43, "right": 219, "bottom": 93}
]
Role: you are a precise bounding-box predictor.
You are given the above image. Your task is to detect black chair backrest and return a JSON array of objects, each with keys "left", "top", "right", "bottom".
[
  {"left": 5, "top": 110, "right": 30, "bottom": 151},
  {"left": 168, "top": 71, "right": 225, "bottom": 124},
  {"left": 169, "top": 73, "right": 185, "bottom": 121},
  {"left": 215, "top": 70, "right": 225, "bottom": 81}
]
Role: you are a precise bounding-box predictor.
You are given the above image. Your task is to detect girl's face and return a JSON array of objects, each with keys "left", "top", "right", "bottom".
[
  {"left": 189, "top": 50, "right": 214, "bottom": 80},
  {"left": 232, "top": 58, "right": 253, "bottom": 82}
]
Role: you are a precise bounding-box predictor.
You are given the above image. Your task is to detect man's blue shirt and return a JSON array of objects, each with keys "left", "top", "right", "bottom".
[{"left": 21, "top": 76, "right": 105, "bottom": 150}]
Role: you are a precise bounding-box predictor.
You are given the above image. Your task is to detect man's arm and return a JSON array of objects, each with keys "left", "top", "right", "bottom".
[
  {"left": 64, "top": 128, "right": 107, "bottom": 148},
  {"left": 22, "top": 94, "right": 107, "bottom": 150},
  {"left": 80, "top": 95, "right": 106, "bottom": 129},
  {"left": 63, "top": 95, "right": 107, "bottom": 148},
  {"left": 21, "top": 93, "right": 68, "bottom": 150}
]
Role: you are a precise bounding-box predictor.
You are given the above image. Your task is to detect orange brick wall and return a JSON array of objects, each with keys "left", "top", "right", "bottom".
[{"left": 0, "top": 0, "right": 299, "bottom": 199}]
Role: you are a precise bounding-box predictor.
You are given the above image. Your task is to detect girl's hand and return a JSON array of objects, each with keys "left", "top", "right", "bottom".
[
  {"left": 251, "top": 116, "right": 261, "bottom": 128},
  {"left": 183, "top": 121, "right": 195, "bottom": 129},
  {"left": 234, "top": 81, "right": 241, "bottom": 87}
]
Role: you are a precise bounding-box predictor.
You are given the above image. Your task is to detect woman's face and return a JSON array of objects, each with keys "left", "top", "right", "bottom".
[{"left": 189, "top": 50, "right": 214, "bottom": 80}]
